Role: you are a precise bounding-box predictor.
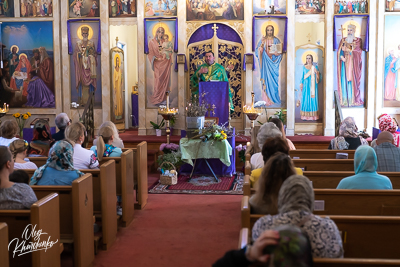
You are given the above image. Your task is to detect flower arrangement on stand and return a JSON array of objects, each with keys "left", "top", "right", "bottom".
[
  {"left": 157, "top": 143, "right": 183, "bottom": 172},
  {"left": 190, "top": 123, "right": 233, "bottom": 143},
  {"left": 12, "top": 112, "right": 31, "bottom": 138},
  {"left": 235, "top": 144, "right": 247, "bottom": 162}
]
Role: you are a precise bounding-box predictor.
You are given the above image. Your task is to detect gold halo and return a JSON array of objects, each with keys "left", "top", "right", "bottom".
[
  {"left": 152, "top": 22, "right": 173, "bottom": 42},
  {"left": 77, "top": 25, "right": 94, "bottom": 40},
  {"left": 260, "top": 20, "right": 279, "bottom": 37},
  {"left": 302, "top": 50, "right": 319, "bottom": 64},
  {"left": 19, "top": 53, "right": 28, "bottom": 60},
  {"left": 342, "top": 20, "right": 361, "bottom": 38},
  {"left": 114, "top": 53, "right": 121, "bottom": 66},
  {"left": 10, "top": 45, "right": 19, "bottom": 53}
]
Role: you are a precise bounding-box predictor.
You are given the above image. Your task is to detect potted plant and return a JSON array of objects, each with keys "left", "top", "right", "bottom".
[{"left": 150, "top": 119, "right": 165, "bottom": 136}]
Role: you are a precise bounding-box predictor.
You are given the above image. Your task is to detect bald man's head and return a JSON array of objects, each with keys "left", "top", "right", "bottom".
[{"left": 376, "top": 131, "right": 394, "bottom": 146}]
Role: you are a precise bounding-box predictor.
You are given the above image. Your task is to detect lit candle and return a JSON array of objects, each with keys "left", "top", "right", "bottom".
[{"left": 167, "top": 94, "right": 170, "bottom": 110}]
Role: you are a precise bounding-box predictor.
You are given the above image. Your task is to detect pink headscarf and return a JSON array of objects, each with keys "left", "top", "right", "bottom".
[{"left": 378, "top": 114, "right": 400, "bottom": 147}]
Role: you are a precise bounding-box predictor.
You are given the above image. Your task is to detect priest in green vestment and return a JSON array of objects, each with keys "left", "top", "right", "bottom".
[{"left": 190, "top": 51, "right": 234, "bottom": 114}]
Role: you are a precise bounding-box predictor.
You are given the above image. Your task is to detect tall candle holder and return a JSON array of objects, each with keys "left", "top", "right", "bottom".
[
  {"left": 243, "top": 92, "right": 262, "bottom": 129},
  {"left": 158, "top": 91, "right": 179, "bottom": 144},
  {"left": 0, "top": 103, "right": 10, "bottom": 125}
]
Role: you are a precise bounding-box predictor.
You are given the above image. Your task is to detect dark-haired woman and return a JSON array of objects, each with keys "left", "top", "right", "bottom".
[{"left": 0, "top": 146, "right": 37, "bottom": 209}]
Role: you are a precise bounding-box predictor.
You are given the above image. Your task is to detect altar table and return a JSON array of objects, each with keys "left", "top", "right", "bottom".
[{"left": 180, "top": 138, "right": 233, "bottom": 180}]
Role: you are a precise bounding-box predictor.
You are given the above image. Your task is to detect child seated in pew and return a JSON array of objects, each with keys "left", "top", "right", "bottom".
[
  {"left": 213, "top": 226, "right": 313, "bottom": 267},
  {"left": 250, "top": 153, "right": 297, "bottom": 214},
  {"left": 252, "top": 175, "right": 344, "bottom": 258},
  {"left": 65, "top": 122, "right": 99, "bottom": 170},
  {"left": 9, "top": 139, "right": 38, "bottom": 169},
  {"left": 90, "top": 126, "right": 123, "bottom": 160},
  {"left": 29, "top": 140, "right": 85, "bottom": 185},
  {"left": 9, "top": 170, "right": 30, "bottom": 184},
  {"left": 93, "top": 121, "right": 124, "bottom": 148},
  {"left": 337, "top": 146, "right": 393, "bottom": 189},
  {"left": 250, "top": 137, "right": 303, "bottom": 187},
  {"left": 0, "top": 146, "right": 38, "bottom": 209}
]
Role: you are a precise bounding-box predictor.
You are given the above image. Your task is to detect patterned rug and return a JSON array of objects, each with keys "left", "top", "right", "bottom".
[{"left": 148, "top": 173, "right": 244, "bottom": 195}]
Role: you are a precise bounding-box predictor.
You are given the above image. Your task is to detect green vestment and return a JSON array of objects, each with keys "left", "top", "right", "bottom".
[{"left": 190, "top": 62, "right": 234, "bottom": 113}]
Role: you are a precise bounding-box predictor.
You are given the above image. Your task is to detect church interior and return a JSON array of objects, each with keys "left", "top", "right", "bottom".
[{"left": 1, "top": 0, "right": 400, "bottom": 266}]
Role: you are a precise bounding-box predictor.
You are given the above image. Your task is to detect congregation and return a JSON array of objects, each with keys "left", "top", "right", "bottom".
[{"left": 1, "top": 112, "right": 400, "bottom": 266}]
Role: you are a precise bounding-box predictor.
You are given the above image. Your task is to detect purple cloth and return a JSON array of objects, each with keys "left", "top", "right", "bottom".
[
  {"left": 188, "top": 23, "right": 242, "bottom": 45},
  {"left": 180, "top": 128, "right": 236, "bottom": 176},
  {"left": 199, "top": 81, "right": 230, "bottom": 125},
  {"left": 25, "top": 77, "right": 55, "bottom": 108},
  {"left": 23, "top": 127, "right": 56, "bottom": 143},
  {"left": 131, "top": 94, "right": 138, "bottom": 127},
  {"left": 372, "top": 127, "right": 400, "bottom": 140}
]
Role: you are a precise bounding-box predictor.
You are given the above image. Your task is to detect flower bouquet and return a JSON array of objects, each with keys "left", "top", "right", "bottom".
[
  {"left": 157, "top": 143, "right": 183, "bottom": 171},
  {"left": 190, "top": 123, "right": 232, "bottom": 143},
  {"left": 235, "top": 144, "right": 247, "bottom": 162},
  {"left": 13, "top": 112, "right": 31, "bottom": 138}
]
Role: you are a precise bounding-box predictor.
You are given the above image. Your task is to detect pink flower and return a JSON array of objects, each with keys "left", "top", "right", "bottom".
[
  {"left": 236, "top": 144, "right": 243, "bottom": 152},
  {"left": 160, "top": 143, "right": 167, "bottom": 151}
]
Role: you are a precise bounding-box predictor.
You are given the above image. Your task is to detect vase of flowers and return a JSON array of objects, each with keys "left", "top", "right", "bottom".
[
  {"left": 235, "top": 144, "right": 247, "bottom": 162},
  {"left": 13, "top": 112, "right": 31, "bottom": 138},
  {"left": 150, "top": 118, "right": 165, "bottom": 136},
  {"left": 157, "top": 143, "right": 183, "bottom": 171}
]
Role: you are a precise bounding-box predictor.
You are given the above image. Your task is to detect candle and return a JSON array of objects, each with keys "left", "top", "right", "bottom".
[{"left": 167, "top": 94, "right": 169, "bottom": 110}]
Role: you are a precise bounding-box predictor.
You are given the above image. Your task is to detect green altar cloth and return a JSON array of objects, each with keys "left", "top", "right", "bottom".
[{"left": 180, "top": 138, "right": 232, "bottom": 167}]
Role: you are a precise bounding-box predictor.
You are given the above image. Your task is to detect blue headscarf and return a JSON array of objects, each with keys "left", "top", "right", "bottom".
[
  {"left": 354, "top": 145, "right": 378, "bottom": 174},
  {"left": 30, "top": 140, "right": 84, "bottom": 185}
]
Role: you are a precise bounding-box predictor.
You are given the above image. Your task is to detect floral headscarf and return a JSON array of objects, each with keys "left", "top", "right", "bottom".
[
  {"left": 278, "top": 175, "right": 314, "bottom": 214},
  {"left": 331, "top": 117, "right": 368, "bottom": 150},
  {"left": 30, "top": 140, "right": 84, "bottom": 185},
  {"left": 27, "top": 119, "right": 54, "bottom": 156},
  {"left": 378, "top": 114, "right": 399, "bottom": 147},
  {"left": 93, "top": 144, "right": 117, "bottom": 158}
]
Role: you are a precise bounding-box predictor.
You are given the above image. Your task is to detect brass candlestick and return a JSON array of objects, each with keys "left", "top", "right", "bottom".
[
  {"left": 158, "top": 91, "right": 179, "bottom": 144},
  {"left": 243, "top": 92, "right": 262, "bottom": 129}
]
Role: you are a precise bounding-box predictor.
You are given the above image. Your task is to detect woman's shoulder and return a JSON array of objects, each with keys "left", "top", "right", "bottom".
[{"left": 11, "top": 183, "right": 35, "bottom": 194}]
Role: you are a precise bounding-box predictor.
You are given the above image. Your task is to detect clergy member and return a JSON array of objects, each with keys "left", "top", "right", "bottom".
[{"left": 190, "top": 51, "right": 234, "bottom": 113}]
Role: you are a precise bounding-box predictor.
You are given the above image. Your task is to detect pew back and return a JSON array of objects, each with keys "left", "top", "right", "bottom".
[
  {"left": 27, "top": 157, "right": 47, "bottom": 168},
  {"left": 128, "top": 141, "right": 148, "bottom": 209},
  {"left": 31, "top": 174, "right": 94, "bottom": 267},
  {"left": 292, "top": 159, "right": 354, "bottom": 171},
  {"left": 0, "top": 223, "right": 9, "bottom": 267},
  {"left": 0, "top": 193, "right": 60, "bottom": 267},
  {"left": 82, "top": 160, "right": 117, "bottom": 250},
  {"left": 100, "top": 149, "right": 135, "bottom": 227},
  {"left": 289, "top": 149, "right": 356, "bottom": 159}
]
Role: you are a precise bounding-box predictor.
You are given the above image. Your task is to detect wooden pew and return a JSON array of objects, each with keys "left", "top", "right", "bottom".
[
  {"left": 0, "top": 223, "right": 9, "bottom": 267},
  {"left": 292, "top": 159, "right": 354, "bottom": 171},
  {"left": 289, "top": 149, "right": 356, "bottom": 159},
  {"left": 0, "top": 193, "right": 60, "bottom": 267},
  {"left": 82, "top": 160, "right": 117, "bottom": 250},
  {"left": 241, "top": 190, "right": 400, "bottom": 228},
  {"left": 31, "top": 174, "right": 94, "bottom": 267},
  {"left": 238, "top": 228, "right": 400, "bottom": 266},
  {"left": 99, "top": 149, "right": 134, "bottom": 227},
  {"left": 128, "top": 141, "right": 148, "bottom": 209},
  {"left": 243, "top": 172, "right": 400, "bottom": 196},
  {"left": 26, "top": 157, "right": 47, "bottom": 168}
]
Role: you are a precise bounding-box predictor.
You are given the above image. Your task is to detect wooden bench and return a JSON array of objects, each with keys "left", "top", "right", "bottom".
[
  {"left": 82, "top": 160, "right": 117, "bottom": 250},
  {"left": 241, "top": 190, "right": 400, "bottom": 228},
  {"left": 31, "top": 174, "right": 94, "bottom": 267},
  {"left": 99, "top": 149, "right": 134, "bottom": 227},
  {"left": 0, "top": 193, "right": 61, "bottom": 267},
  {"left": 239, "top": 215, "right": 400, "bottom": 259},
  {"left": 26, "top": 157, "right": 47, "bottom": 168},
  {"left": 289, "top": 149, "right": 356, "bottom": 159},
  {"left": 127, "top": 141, "right": 148, "bottom": 209},
  {"left": 0, "top": 223, "right": 9, "bottom": 267},
  {"left": 238, "top": 228, "right": 400, "bottom": 266},
  {"left": 243, "top": 172, "right": 400, "bottom": 196}
]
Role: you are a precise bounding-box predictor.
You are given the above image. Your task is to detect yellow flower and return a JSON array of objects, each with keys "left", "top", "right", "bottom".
[
  {"left": 14, "top": 113, "right": 21, "bottom": 118},
  {"left": 26, "top": 112, "right": 31, "bottom": 117},
  {"left": 23, "top": 114, "right": 29, "bottom": 120}
]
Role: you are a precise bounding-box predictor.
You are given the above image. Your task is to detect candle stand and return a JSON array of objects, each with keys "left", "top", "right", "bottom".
[
  {"left": 243, "top": 92, "right": 262, "bottom": 129},
  {"left": 158, "top": 91, "right": 179, "bottom": 144},
  {"left": 0, "top": 103, "right": 10, "bottom": 125}
]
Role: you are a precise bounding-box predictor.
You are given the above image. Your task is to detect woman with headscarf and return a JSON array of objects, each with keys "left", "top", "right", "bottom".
[
  {"left": 29, "top": 140, "right": 84, "bottom": 185},
  {"left": 27, "top": 119, "right": 54, "bottom": 157},
  {"left": 378, "top": 114, "right": 399, "bottom": 147},
  {"left": 250, "top": 122, "right": 282, "bottom": 169},
  {"left": 336, "top": 146, "right": 392, "bottom": 189},
  {"left": 252, "top": 175, "right": 343, "bottom": 258},
  {"left": 328, "top": 117, "right": 368, "bottom": 150},
  {"left": 250, "top": 153, "right": 297, "bottom": 214}
]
